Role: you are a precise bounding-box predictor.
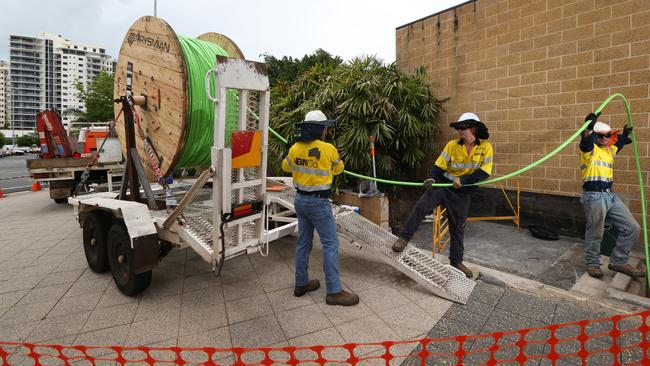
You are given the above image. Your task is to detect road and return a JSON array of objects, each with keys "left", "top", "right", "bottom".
[{"left": 0, "top": 154, "right": 39, "bottom": 193}]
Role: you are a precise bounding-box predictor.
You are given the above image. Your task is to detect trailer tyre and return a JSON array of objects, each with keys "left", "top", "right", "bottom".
[
  {"left": 107, "top": 223, "right": 152, "bottom": 296},
  {"left": 83, "top": 213, "right": 109, "bottom": 273},
  {"left": 54, "top": 198, "right": 68, "bottom": 204}
]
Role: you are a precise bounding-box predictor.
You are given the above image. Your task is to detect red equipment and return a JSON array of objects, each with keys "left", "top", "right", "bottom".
[{"left": 36, "top": 110, "right": 73, "bottom": 158}]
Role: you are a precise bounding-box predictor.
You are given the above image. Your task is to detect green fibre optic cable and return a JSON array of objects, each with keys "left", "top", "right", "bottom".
[
  {"left": 268, "top": 93, "right": 648, "bottom": 285},
  {"left": 176, "top": 35, "right": 239, "bottom": 168}
]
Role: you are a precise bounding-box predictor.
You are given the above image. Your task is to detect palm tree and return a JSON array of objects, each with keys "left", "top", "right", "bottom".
[{"left": 269, "top": 56, "right": 446, "bottom": 186}]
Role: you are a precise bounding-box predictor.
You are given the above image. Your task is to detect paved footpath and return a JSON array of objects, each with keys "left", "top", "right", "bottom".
[{"left": 0, "top": 190, "right": 643, "bottom": 365}]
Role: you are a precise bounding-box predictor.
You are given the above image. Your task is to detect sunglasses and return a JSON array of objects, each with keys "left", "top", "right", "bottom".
[
  {"left": 455, "top": 125, "right": 471, "bottom": 131},
  {"left": 596, "top": 133, "right": 611, "bottom": 138}
]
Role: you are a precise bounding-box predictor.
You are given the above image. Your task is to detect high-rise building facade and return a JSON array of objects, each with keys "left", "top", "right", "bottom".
[
  {"left": 0, "top": 61, "right": 8, "bottom": 128},
  {"left": 9, "top": 33, "right": 113, "bottom": 129}
]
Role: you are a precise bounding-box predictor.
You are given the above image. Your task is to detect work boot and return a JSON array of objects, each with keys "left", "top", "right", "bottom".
[
  {"left": 294, "top": 279, "right": 320, "bottom": 297},
  {"left": 586, "top": 265, "right": 603, "bottom": 278},
  {"left": 608, "top": 263, "right": 645, "bottom": 278},
  {"left": 451, "top": 263, "right": 473, "bottom": 278},
  {"left": 392, "top": 238, "right": 409, "bottom": 252},
  {"left": 325, "top": 290, "right": 360, "bottom": 306}
]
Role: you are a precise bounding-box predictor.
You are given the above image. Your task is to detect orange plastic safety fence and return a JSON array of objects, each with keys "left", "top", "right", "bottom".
[{"left": 1, "top": 310, "right": 648, "bottom": 365}]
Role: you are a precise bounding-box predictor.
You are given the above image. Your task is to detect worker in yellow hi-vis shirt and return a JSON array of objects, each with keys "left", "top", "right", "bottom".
[
  {"left": 282, "top": 110, "right": 359, "bottom": 306},
  {"left": 578, "top": 111, "right": 643, "bottom": 279},
  {"left": 392, "top": 113, "right": 493, "bottom": 279}
]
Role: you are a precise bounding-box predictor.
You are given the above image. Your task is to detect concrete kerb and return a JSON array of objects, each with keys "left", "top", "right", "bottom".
[{"left": 464, "top": 258, "right": 643, "bottom": 315}]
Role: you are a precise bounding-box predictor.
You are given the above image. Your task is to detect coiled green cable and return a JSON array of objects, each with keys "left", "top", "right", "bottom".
[
  {"left": 176, "top": 35, "right": 238, "bottom": 168},
  {"left": 269, "top": 93, "right": 648, "bottom": 284}
]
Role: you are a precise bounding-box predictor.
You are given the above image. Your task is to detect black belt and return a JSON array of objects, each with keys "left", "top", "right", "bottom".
[
  {"left": 297, "top": 190, "right": 331, "bottom": 198},
  {"left": 584, "top": 188, "right": 613, "bottom": 192}
]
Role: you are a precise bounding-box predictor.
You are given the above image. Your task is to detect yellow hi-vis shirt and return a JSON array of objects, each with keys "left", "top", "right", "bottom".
[
  {"left": 580, "top": 144, "right": 617, "bottom": 184},
  {"left": 434, "top": 139, "right": 494, "bottom": 180},
  {"left": 282, "top": 140, "right": 344, "bottom": 192}
]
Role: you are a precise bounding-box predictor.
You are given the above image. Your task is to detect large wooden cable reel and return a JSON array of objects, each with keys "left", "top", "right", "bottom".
[{"left": 113, "top": 16, "right": 243, "bottom": 179}]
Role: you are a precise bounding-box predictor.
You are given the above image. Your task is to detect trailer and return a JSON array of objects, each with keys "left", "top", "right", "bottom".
[
  {"left": 27, "top": 158, "right": 123, "bottom": 203},
  {"left": 26, "top": 110, "right": 124, "bottom": 203},
  {"left": 70, "top": 56, "right": 475, "bottom": 304}
]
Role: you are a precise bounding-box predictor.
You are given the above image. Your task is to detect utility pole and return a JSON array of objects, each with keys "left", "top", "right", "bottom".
[{"left": 154, "top": 0, "right": 157, "bottom": 16}]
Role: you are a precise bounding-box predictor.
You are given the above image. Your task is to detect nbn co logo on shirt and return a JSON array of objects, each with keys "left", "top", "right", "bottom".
[{"left": 294, "top": 158, "right": 318, "bottom": 168}]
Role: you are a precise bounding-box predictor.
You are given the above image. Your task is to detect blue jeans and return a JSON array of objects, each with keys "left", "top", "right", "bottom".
[
  {"left": 294, "top": 193, "right": 342, "bottom": 294},
  {"left": 580, "top": 191, "right": 640, "bottom": 266}
]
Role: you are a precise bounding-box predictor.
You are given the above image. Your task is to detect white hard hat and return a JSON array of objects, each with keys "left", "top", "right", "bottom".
[
  {"left": 457, "top": 112, "right": 481, "bottom": 123},
  {"left": 303, "top": 110, "right": 335, "bottom": 126},
  {"left": 593, "top": 121, "right": 611, "bottom": 133}
]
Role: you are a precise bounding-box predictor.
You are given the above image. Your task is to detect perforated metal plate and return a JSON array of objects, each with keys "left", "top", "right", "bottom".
[{"left": 335, "top": 211, "right": 475, "bottom": 304}]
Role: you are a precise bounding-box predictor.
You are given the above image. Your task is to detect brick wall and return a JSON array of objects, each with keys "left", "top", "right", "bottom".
[{"left": 396, "top": 0, "right": 650, "bottom": 223}]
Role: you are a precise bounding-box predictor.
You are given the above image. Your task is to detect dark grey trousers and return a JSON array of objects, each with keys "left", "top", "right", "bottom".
[{"left": 399, "top": 187, "right": 472, "bottom": 265}]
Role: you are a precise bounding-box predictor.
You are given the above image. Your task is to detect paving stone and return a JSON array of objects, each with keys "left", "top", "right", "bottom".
[
  {"left": 74, "top": 324, "right": 130, "bottom": 347},
  {"left": 143, "top": 271, "right": 184, "bottom": 298},
  {"left": 182, "top": 272, "right": 223, "bottom": 293},
  {"left": 288, "top": 327, "right": 345, "bottom": 347},
  {"left": 226, "top": 293, "right": 273, "bottom": 324},
  {"left": 335, "top": 315, "right": 399, "bottom": 344},
  {"left": 125, "top": 317, "right": 180, "bottom": 346},
  {"left": 178, "top": 301, "right": 228, "bottom": 336},
  {"left": 0, "top": 300, "right": 56, "bottom": 326},
  {"left": 250, "top": 250, "right": 292, "bottom": 276},
  {"left": 276, "top": 303, "right": 332, "bottom": 339},
  {"left": 48, "top": 291, "right": 102, "bottom": 318},
  {"left": 27, "top": 311, "right": 91, "bottom": 343},
  {"left": 552, "top": 302, "right": 611, "bottom": 324},
  {"left": 468, "top": 280, "right": 505, "bottom": 307},
  {"left": 443, "top": 303, "right": 490, "bottom": 330},
  {"left": 81, "top": 302, "right": 138, "bottom": 333},
  {"left": 222, "top": 279, "right": 265, "bottom": 302},
  {"left": 0, "top": 273, "right": 46, "bottom": 294},
  {"left": 64, "top": 276, "right": 112, "bottom": 298},
  {"left": 267, "top": 287, "right": 314, "bottom": 313},
  {"left": 17, "top": 283, "right": 72, "bottom": 306},
  {"left": 377, "top": 301, "right": 438, "bottom": 340},
  {"left": 181, "top": 286, "right": 224, "bottom": 307},
  {"left": 0, "top": 290, "right": 27, "bottom": 309},
  {"left": 133, "top": 294, "right": 181, "bottom": 322},
  {"left": 258, "top": 267, "right": 295, "bottom": 293},
  {"left": 316, "top": 297, "right": 374, "bottom": 326},
  {"left": 229, "top": 315, "right": 286, "bottom": 348},
  {"left": 36, "top": 269, "right": 83, "bottom": 287},
  {"left": 358, "top": 285, "right": 411, "bottom": 313},
  {"left": 0, "top": 321, "right": 39, "bottom": 342},
  {"left": 427, "top": 316, "right": 482, "bottom": 340},
  {"left": 481, "top": 308, "right": 547, "bottom": 335},
  {"left": 495, "top": 288, "right": 558, "bottom": 324},
  {"left": 95, "top": 284, "right": 140, "bottom": 309},
  {"left": 177, "top": 325, "right": 231, "bottom": 348}
]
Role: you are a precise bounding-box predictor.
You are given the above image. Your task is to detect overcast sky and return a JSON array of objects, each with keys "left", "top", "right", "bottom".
[{"left": 0, "top": 0, "right": 465, "bottom": 63}]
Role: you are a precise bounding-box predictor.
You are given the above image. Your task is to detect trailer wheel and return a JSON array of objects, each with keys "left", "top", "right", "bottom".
[
  {"left": 54, "top": 198, "right": 68, "bottom": 204},
  {"left": 107, "top": 223, "right": 152, "bottom": 296},
  {"left": 83, "top": 212, "right": 109, "bottom": 273}
]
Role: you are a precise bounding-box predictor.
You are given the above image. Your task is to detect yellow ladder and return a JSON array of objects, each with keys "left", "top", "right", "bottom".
[{"left": 433, "top": 178, "right": 520, "bottom": 254}]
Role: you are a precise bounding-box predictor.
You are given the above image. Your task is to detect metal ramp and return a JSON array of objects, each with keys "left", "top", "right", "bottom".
[{"left": 268, "top": 189, "right": 476, "bottom": 304}]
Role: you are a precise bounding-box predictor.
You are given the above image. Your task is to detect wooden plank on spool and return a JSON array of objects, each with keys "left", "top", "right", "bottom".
[
  {"left": 114, "top": 16, "right": 188, "bottom": 179},
  {"left": 197, "top": 32, "right": 245, "bottom": 59}
]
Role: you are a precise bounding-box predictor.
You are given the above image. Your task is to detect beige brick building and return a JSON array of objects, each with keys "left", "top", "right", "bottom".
[{"left": 396, "top": 0, "right": 650, "bottom": 225}]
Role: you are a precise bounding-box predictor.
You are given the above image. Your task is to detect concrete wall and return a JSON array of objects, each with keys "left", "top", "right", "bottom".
[{"left": 396, "top": 0, "right": 650, "bottom": 224}]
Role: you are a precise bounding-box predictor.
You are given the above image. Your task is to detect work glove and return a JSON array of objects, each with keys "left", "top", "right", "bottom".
[
  {"left": 621, "top": 124, "right": 634, "bottom": 145},
  {"left": 623, "top": 124, "right": 633, "bottom": 137},
  {"left": 422, "top": 178, "right": 436, "bottom": 189},
  {"left": 584, "top": 112, "right": 600, "bottom": 130},
  {"left": 452, "top": 177, "right": 462, "bottom": 189}
]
